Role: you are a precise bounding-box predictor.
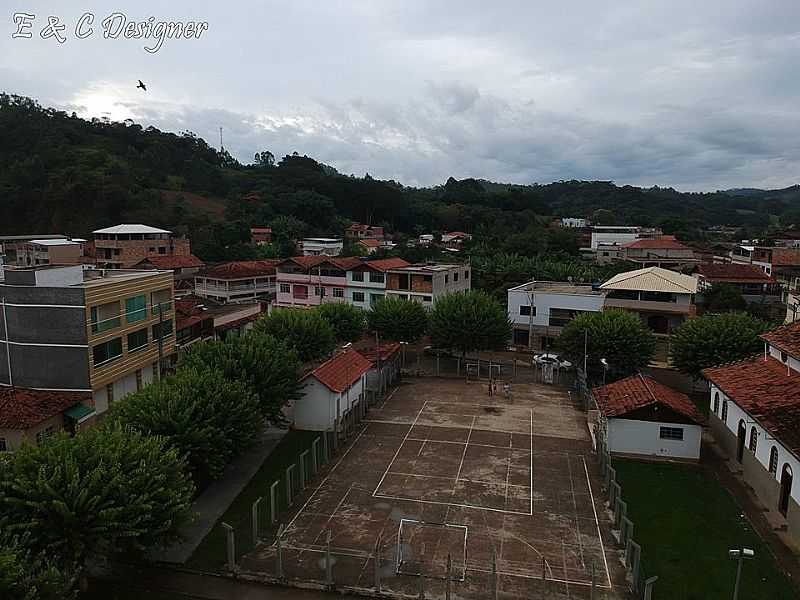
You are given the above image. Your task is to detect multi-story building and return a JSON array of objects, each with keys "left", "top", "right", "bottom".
[
  {"left": 590, "top": 226, "right": 662, "bottom": 250},
  {"left": 93, "top": 224, "right": 192, "bottom": 268},
  {"left": 193, "top": 260, "right": 278, "bottom": 304},
  {"left": 620, "top": 236, "right": 698, "bottom": 269},
  {"left": 560, "top": 217, "right": 588, "bottom": 228},
  {"left": 507, "top": 281, "right": 606, "bottom": 350},
  {"left": 693, "top": 263, "right": 782, "bottom": 303},
  {"left": 600, "top": 266, "right": 697, "bottom": 334},
  {"left": 346, "top": 258, "right": 409, "bottom": 309},
  {"left": 0, "top": 265, "right": 175, "bottom": 429},
  {"left": 275, "top": 256, "right": 362, "bottom": 308},
  {"left": 345, "top": 223, "right": 385, "bottom": 241},
  {"left": 16, "top": 238, "right": 83, "bottom": 267},
  {"left": 174, "top": 295, "right": 263, "bottom": 351},
  {"left": 133, "top": 254, "right": 205, "bottom": 294},
  {"left": 385, "top": 263, "right": 471, "bottom": 306},
  {"left": 441, "top": 231, "right": 472, "bottom": 250},
  {"left": 250, "top": 227, "right": 272, "bottom": 246},
  {"left": 0, "top": 234, "right": 68, "bottom": 264},
  {"left": 300, "top": 238, "right": 343, "bottom": 257}
]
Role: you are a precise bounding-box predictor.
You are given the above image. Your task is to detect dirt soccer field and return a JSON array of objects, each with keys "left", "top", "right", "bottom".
[{"left": 241, "top": 379, "right": 626, "bottom": 599}]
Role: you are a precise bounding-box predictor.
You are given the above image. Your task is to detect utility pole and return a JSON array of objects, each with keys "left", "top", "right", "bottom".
[
  {"left": 526, "top": 285, "right": 535, "bottom": 353},
  {"left": 729, "top": 548, "right": 754, "bottom": 600},
  {"left": 375, "top": 330, "right": 382, "bottom": 398},
  {"left": 156, "top": 300, "right": 165, "bottom": 380}
]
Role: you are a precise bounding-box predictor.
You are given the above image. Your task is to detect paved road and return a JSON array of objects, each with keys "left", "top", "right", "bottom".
[{"left": 152, "top": 427, "right": 287, "bottom": 564}]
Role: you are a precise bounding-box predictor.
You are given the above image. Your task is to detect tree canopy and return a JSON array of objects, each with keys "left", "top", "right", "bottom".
[
  {"left": 703, "top": 284, "right": 748, "bottom": 313},
  {"left": 558, "top": 310, "right": 656, "bottom": 380},
  {"left": 253, "top": 309, "right": 336, "bottom": 362},
  {"left": 669, "top": 312, "right": 769, "bottom": 379},
  {"left": 317, "top": 303, "right": 367, "bottom": 342},
  {"left": 428, "top": 291, "right": 511, "bottom": 355},
  {"left": 367, "top": 296, "right": 429, "bottom": 343}
]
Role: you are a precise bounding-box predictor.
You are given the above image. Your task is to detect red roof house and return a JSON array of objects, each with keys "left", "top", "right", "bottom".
[{"left": 0, "top": 388, "right": 93, "bottom": 450}]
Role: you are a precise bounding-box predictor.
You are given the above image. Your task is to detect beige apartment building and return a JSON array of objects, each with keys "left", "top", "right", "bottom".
[{"left": 93, "top": 224, "right": 192, "bottom": 268}]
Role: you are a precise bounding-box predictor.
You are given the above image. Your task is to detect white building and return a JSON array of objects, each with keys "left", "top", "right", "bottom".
[
  {"left": 293, "top": 349, "right": 371, "bottom": 432},
  {"left": 507, "top": 281, "right": 605, "bottom": 351},
  {"left": 561, "top": 217, "right": 588, "bottom": 228},
  {"left": 590, "top": 226, "right": 662, "bottom": 250},
  {"left": 346, "top": 258, "right": 410, "bottom": 309},
  {"left": 704, "top": 322, "right": 800, "bottom": 547},
  {"left": 194, "top": 260, "right": 277, "bottom": 304},
  {"left": 385, "top": 263, "right": 471, "bottom": 306},
  {"left": 301, "top": 238, "right": 343, "bottom": 256},
  {"left": 594, "top": 374, "right": 704, "bottom": 460}
]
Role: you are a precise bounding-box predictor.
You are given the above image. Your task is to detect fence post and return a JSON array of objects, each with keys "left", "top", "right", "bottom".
[
  {"left": 621, "top": 517, "right": 634, "bottom": 549},
  {"left": 643, "top": 575, "right": 658, "bottom": 600},
  {"left": 374, "top": 534, "right": 382, "bottom": 591},
  {"left": 615, "top": 499, "right": 627, "bottom": 530},
  {"left": 325, "top": 529, "right": 333, "bottom": 588},
  {"left": 630, "top": 541, "right": 642, "bottom": 592},
  {"left": 251, "top": 497, "right": 261, "bottom": 546},
  {"left": 312, "top": 437, "right": 320, "bottom": 474},
  {"left": 300, "top": 450, "right": 310, "bottom": 489},
  {"left": 276, "top": 523, "right": 284, "bottom": 579},
  {"left": 270, "top": 481, "right": 279, "bottom": 524},
  {"left": 445, "top": 553, "right": 452, "bottom": 600},
  {"left": 285, "top": 465, "right": 295, "bottom": 506},
  {"left": 333, "top": 418, "right": 340, "bottom": 451},
  {"left": 609, "top": 481, "right": 621, "bottom": 512},
  {"left": 222, "top": 522, "right": 236, "bottom": 571},
  {"left": 323, "top": 429, "right": 330, "bottom": 461}
]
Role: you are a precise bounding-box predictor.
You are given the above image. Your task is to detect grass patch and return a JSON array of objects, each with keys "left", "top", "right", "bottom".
[
  {"left": 613, "top": 459, "right": 797, "bottom": 600},
  {"left": 186, "top": 429, "right": 321, "bottom": 571}
]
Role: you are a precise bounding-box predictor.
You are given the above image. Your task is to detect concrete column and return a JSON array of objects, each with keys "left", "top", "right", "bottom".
[
  {"left": 276, "top": 524, "right": 284, "bottom": 578},
  {"left": 222, "top": 522, "right": 235, "bottom": 571},
  {"left": 300, "top": 450, "right": 310, "bottom": 488},
  {"left": 251, "top": 497, "right": 261, "bottom": 546},
  {"left": 312, "top": 437, "right": 320, "bottom": 474},
  {"left": 270, "top": 481, "right": 279, "bottom": 524}
]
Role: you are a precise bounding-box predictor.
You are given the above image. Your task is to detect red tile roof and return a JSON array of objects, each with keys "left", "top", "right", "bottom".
[
  {"left": 200, "top": 260, "right": 280, "bottom": 279},
  {"left": 0, "top": 388, "right": 91, "bottom": 429},
  {"left": 352, "top": 258, "right": 410, "bottom": 272},
  {"left": 250, "top": 227, "right": 272, "bottom": 234},
  {"left": 216, "top": 313, "right": 261, "bottom": 332},
  {"left": 347, "top": 223, "right": 384, "bottom": 233},
  {"left": 623, "top": 237, "right": 691, "bottom": 250},
  {"left": 761, "top": 322, "right": 800, "bottom": 359},
  {"left": 592, "top": 374, "right": 704, "bottom": 424},
  {"left": 704, "top": 356, "right": 800, "bottom": 456},
  {"left": 769, "top": 248, "right": 800, "bottom": 267},
  {"left": 695, "top": 263, "right": 776, "bottom": 284},
  {"left": 136, "top": 254, "right": 205, "bottom": 270},
  {"left": 351, "top": 341, "right": 401, "bottom": 364},
  {"left": 278, "top": 256, "right": 364, "bottom": 272},
  {"left": 358, "top": 239, "right": 381, "bottom": 248},
  {"left": 304, "top": 349, "right": 372, "bottom": 393}
]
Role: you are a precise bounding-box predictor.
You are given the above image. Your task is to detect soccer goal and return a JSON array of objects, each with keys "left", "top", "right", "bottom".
[{"left": 396, "top": 519, "right": 467, "bottom": 581}]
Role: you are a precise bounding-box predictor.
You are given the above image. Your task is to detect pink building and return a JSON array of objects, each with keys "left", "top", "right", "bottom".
[{"left": 275, "top": 256, "right": 362, "bottom": 308}]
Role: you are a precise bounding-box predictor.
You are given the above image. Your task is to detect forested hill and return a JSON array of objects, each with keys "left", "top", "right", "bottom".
[{"left": 2, "top": 93, "right": 800, "bottom": 261}]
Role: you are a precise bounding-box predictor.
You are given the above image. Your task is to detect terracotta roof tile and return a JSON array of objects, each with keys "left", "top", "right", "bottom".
[
  {"left": 352, "top": 258, "right": 410, "bottom": 272},
  {"left": 304, "top": 349, "right": 372, "bottom": 393},
  {"left": 200, "top": 260, "right": 280, "bottom": 279},
  {"left": 351, "top": 340, "right": 401, "bottom": 364},
  {"left": 623, "top": 238, "right": 692, "bottom": 250},
  {"left": 703, "top": 356, "right": 800, "bottom": 456},
  {"left": 695, "top": 263, "right": 776, "bottom": 283},
  {"left": 769, "top": 248, "right": 800, "bottom": 266},
  {"left": 358, "top": 239, "right": 381, "bottom": 248},
  {"left": 0, "top": 388, "right": 91, "bottom": 429},
  {"left": 592, "top": 374, "right": 704, "bottom": 424},
  {"left": 761, "top": 322, "right": 800, "bottom": 359},
  {"left": 278, "top": 256, "right": 364, "bottom": 272},
  {"left": 136, "top": 254, "right": 205, "bottom": 270}
]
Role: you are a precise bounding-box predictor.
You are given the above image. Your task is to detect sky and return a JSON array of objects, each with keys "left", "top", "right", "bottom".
[{"left": 2, "top": 1, "right": 800, "bottom": 191}]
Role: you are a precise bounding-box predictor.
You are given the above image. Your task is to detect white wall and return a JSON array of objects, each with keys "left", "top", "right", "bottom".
[
  {"left": 92, "top": 364, "right": 155, "bottom": 414},
  {"left": 607, "top": 418, "right": 702, "bottom": 459},
  {"left": 709, "top": 383, "right": 800, "bottom": 504},
  {"left": 507, "top": 287, "right": 605, "bottom": 327},
  {"left": 293, "top": 374, "right": 365, "bottom": 431},
  {"left": 591, "top": 230, "right": 639, "bottom": 250}
]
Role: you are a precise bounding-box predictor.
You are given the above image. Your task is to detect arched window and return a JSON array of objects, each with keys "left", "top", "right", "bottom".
[
  {"left": 721, "top": 401, "right": 728, "bottom": 424},
  {"left": 713, "top": 392, "right": 720, "bottom": 415},
  {"left": 749, "top": 427, "right": 758, "bottom": 453},
  {"left": 769, "top": 447, "right": 779, "bottom": 475}
]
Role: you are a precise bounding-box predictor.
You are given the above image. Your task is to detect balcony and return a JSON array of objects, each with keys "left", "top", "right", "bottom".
[{"left": 604, "top": 298, "right": 695, "bottom": 316}]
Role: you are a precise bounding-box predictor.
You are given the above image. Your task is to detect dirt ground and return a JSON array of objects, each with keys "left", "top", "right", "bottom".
[{"left": 240, "top": 378, "right": 628, "bottom": 599}]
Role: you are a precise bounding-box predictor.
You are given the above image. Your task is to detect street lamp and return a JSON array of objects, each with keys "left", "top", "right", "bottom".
[
  {"left": 600, "top": 358, "right": 609, "bottom": 385},
  {"left": 728, "top": 548, "right": 754, "bottom": 600}
]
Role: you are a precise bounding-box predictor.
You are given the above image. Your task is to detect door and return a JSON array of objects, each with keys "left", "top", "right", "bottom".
[
  {"left": 736, "top": 420, "right": 746, "bottom": 463},
  {"left": 780, "top": 464, "right": 793, "bottom": 516},
  {"left": 647, "top": 315, "right": 670, "bottom": 334}
]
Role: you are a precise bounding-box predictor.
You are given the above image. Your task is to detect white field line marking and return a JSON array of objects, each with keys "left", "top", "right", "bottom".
[
  {"left": 363, "top": 417, "right": 527, "bottom": 437},
  {"left": 279, "top": 426, "right": 369, "bottom": 542},
  {"left": 454, "top": 416, "right": 476, "bottom": 485},
  {"left": 372, "top": 493, "right": 531, "bottom": 516},
  {"left": 388, "top": 471, "right": 529, "bottom": 489},
  {"left": 583, "top": 456, "right": 612, "bottom": 588},
  {"left": 372, "top": 401, "right": 427, "bottom": 497},
  {"left": 530, "top": 407, "right": 534, "bottom": 516},
  {"left": 562, "top": 536, "right": 571, "bottom": 599},
  {"left": 467, "top": 565, "right": 612, "bottom": 589},
  {"left": 378, "top": 385, "right": 399, "bottom": 409},
  {"left": 298, "top": 483, "right": 354, "bottom": 560},
  {"left": 566, "top": 455, "right": 586, "bottom": 570}
]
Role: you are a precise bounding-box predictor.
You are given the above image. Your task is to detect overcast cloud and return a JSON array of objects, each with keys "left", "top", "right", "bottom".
[{"left": 3, "top": 1, "right": 800, "bottom": 190}]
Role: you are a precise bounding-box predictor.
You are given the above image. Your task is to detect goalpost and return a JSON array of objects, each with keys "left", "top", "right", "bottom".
[{"left": 396, "top": 519, "right": 467, "bottom": 581}]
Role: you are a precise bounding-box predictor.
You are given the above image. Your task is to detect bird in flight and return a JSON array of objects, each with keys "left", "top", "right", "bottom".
[{"left": 137, "top": 80, "right": 147, "bottom": 91}]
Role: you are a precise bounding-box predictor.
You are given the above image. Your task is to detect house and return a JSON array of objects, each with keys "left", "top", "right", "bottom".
[
  {"left": 0, "top": 264, "right": 175, "bottom": 420},
  {"left": 133, "top": 254, "right": 205, "bottom": 294},
  {"left": 560, "top": 218, "right": 588, "bottom": 228},
  {"left": 0, "top": 388, "right": 94, "bottom": 452},
  {"left": 300, "top": 238, "right": 343, "bottom": 256},
  {"left": 620, "top": 236, "right": 698, "bottom": 269},
  {"left": 93, "top": 224, "right": 192, "bottom": 269},
  {"left": 593, "top": 243, "right": 627, "bottom": 265},
  {"left": 600, "top": 266, "right": 698, "bottom": 334},
  {"left": 0, "top": 234, "right": 68, "bottom": 264},
  {"left": 507, "top": 281, "right": 606, "bottom": 351},
  {"left": 345, "top": 223, "right": 385, "bottom": 241},
  {"left": 16, "top": 239, "right": 82, "bottom": 267},
  {"left": 357, "top": 238, "right": 381, "bottom": 254},
  {"left": 593, "top": 373, "right": 704, "bottom": 461},
  {"left": 417, "top": 234, "right": 435, "bottom": 246},
  {"left": 293, "top": 349, "right": 371, "bottom": 431},
  {"left": 174, "top": 295, "right": 263, "bottom": 350},
  {"left": 441, "top": 231, "right": 472, "bottom": 249},
  {"left": 250, "top": 227, "right": 272, "bottom": 246},
  {"left": 193, "top": 260, "right": 278, "bottom": 304},
  {"left": 275, "top": 256, "right": 362, "bottom": 308},
  {"left": 352, "top": 340, "right": 402, "bottom": 401},
  {"left": 590, "top": 226, "right": 661, "bottom": 250},
  {"left": 346, "top": 258, "right": 410, "bottom": 309},
  {"left": 692, "top": 263, "right": 782, "bottom": 303},
  {"left": 385, "top": 263, "right": 471, "bottom": 306},
  {"left": 703, "top": 321, "right": 800, "bottom": 547}
]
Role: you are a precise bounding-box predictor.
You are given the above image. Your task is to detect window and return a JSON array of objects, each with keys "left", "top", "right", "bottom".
[
  {"left": 465, "top": 270, "right": 470, "bottom": 279},
  {"left": 769, "top": 447, "right": 779, "bottom": 475},
  {"left": 36, "top": 426, "right": 55, "bottom": 446},
  {"left": 127, "top": 328, "right": 148, "bottom": 352},
  {"left": 370, "top": 293, "right": 383, "bottom": 306},
  {"left": 152, "top": 319, "right": 174, "bottom": 341},
  {"left": 353, "top": 291, "right": 365, "bottom": 302},
  {"left": 782, "top": 352, "right": 788, "bottom": 363},
  {"left": 445, "top": 275, "right": 449, "bottom": 284},
  {"left": 125, "top": 294, "right": 147, "bottom": 323},
  {"left": 93, "top": 337, "right": 122, "bottom": 366},
  {"left": 749, "top": 427, "right": 758, "bottom": 453},
  {"left": 158, "top": 247, "right": 166, "bottom": 254},
  {"left": 520, "top": 305, "right": 536, "bottom": 317},
  {"left": 106, "top": 383, "right": 115, "bottom": 405},
  {"left": 333, "top": 288, "right": 345, "bottom": 298},
  {"left": 659, "top": 427, "right": 684, "bottom": 441},
  {"left": 315, "top": 286, "right": 324, "bottom": 296},
  {"left": 454, "top": 272, "right": 459, "bottom": 282},
  {"left": 713, "top": 392, "right": 720, "bottom": 415},
  {"left": 151, "top": 289, "right": 172, "bottom": 314},
  {"left": 0, "top": 438, "right": 7, "bottom": 452},
  {"left": 423, "top": 296, "right": 432, "bottom": 302},
  {"left": 280, "top": 283, "right": 290, "bottom": 293},
  {"left": 90, "top": 301, "right": 121, "bottom": 333},
  {"left": 135, "top": 369, "right": 143, "bottom": 391},
  {"left": 293, "top": 285, "right": 308, "bottom": 299},
  {"left": 722, "top": 400, "right": 728, "bottom": 423},
  {"left": 369, "top": 272, "right": 385, "bottom": 284},
  {"left": 352, "top": 271, "right": 364, "bottom": 282},
  {"left": 423, "top": 275, "right": 432, "bottom": 283},
  {"left": 549, "top": 308, "right": 580, "bottom": 328}
]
